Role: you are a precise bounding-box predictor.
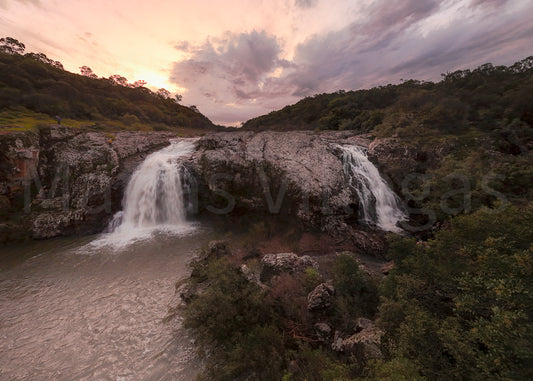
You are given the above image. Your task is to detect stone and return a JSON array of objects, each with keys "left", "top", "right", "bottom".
[
  {"left": 307, "top": 282, "right": 335, "bottom": 311},
  {"left": 240, "top": 264, "right": 263, "bottom": 287},
  {"left": 381, "top": 261, "right": 394, "bottom": 275},
  {"left": 193, "top": 131, "right": 392, "bottom": 255},
  {"left": 260, "top": 252, "right": 318, "bottom": 282},
  {"left": 314, "top": 323, "right": 332, "bottom": 341},
  {"left": 0, "top": 125, "right": 180, "bottom": 242},
  {"left": 331, "top": 319, "right": 384, "bottom": 359}
]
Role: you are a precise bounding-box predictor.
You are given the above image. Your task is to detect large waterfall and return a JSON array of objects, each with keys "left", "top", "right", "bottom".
[
  {"left": 100, "top": 139, "right": 197, "bottom": 246},
  {"left": 339, "top": 145, "right": 407, "bottom": 233}
]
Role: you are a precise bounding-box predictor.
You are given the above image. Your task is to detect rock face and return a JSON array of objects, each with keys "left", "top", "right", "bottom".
[
  {"left": 0, "top": 125, "right": 176, "bottom": 241},
  {"left": 192, "top": 131, "right": 395, "bottom": 254}
]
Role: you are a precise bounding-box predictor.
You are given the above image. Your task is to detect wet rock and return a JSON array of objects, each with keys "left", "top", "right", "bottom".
[
  {"left": 260, "top": 252, "right": 318, "bottom": 282},
  {"left": 0, "top": 125, "right": 179, "bottom": 241},
  {"left": 176, "top": 281, "right": 209, "bottom": 304},
  {"left": 193, "top": 131, "right": 393, "bottom": 255},
  {"left": 31, "top": 210, "right": 86, "bottom": 239},
  {"left": 307, "top": 282, "right": 335, "bottom": 311}
]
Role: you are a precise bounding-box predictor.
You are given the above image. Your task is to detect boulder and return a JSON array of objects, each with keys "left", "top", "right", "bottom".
[
  {"left": 331, "top": 320, "right": 384, "bottom": 359},
  {"left": 260, "top": 252, "right": 318, "bottom": 282},
  {"left": 307, "top": 282, "right": 335, "bottom": 311},
  {"left": 314, "top": 322, "right": 332, "bottom": 342}
]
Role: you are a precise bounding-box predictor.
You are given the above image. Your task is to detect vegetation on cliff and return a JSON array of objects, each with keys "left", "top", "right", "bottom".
[{"left": 0, "top": 37, "right": 218, "bottom": 132}]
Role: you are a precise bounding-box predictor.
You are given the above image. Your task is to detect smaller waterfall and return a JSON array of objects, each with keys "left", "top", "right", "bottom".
[
  {"left": 339, "top": 145, "right": 407, "bottom": 233},
  {"left": 99, "top": 139, "right": 197, "bottom": 246}
]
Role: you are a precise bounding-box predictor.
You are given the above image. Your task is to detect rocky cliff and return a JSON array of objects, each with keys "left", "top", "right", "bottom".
[
  {"left": 1, "top": 127, "right": 424, "bottom": 250},
  {"left": 0, "top": 125, "right": 176, "bottom": 242},
  {"left": 191, "top": 131, "right": 412, "bottom": 255}
]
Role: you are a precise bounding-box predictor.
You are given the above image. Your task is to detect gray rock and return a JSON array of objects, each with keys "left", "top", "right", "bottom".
[
  {"left": 354, "top": 317, "right": 374, "bottom": 332},
  {"left": 307, "top": 282, "right": 335, "bottom": 311},
  {"left": 240, "top": 264, "right": 264, "bottom": 288},
  {"left": 0, "top": 125, "right": 179, "bottom": 241},
  {"left": 193, "top": 130, "right": 391, "bottom": 254},
  {"left": 331, "top": 319, "right": 384, "bottom": 359},
  {"left": 314, "top": 322, "right": 332, "bottom": 341},
  {"left": 260, "top": 253, "right": 318, "bottom": 281}
]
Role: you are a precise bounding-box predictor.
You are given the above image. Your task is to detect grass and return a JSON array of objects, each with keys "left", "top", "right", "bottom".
[{"left": 0, "top": 107, "right": 212, "bottom": 136}]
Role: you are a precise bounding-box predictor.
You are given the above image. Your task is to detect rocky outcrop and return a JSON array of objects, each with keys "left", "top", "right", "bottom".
[
  {"left": 307, "top": 282, "right": 335, "bottom": 311},
  {"left": 332, "top": 318, "right": 384, "bottom": 359},
  {"left": 0, "top": 125, "right": 176, "bottom": 242},
  {"left": 260, "top": 252, "right": 319, "bottom": 282},
  {"left": 192, "top": 131, "right": 394, "bottom": 254},
  {"left": 368, "top": 137, "right": 450, "bottom": 189}
]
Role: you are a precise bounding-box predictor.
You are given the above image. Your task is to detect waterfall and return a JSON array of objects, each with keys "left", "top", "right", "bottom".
[
  {"left": 105, "top": 139, "right": 197, "bottom": 243},
  {"left": 339, "top": 145, "right": 407, "bottom": 233}
]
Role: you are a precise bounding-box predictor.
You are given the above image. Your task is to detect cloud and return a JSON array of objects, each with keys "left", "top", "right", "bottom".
[
  {"left": 170, "top": 30, "right": 300, "bottom": 124},
  {"left": 294, "top": 0, "right": 318, "bottom": 9},
  {"left": 469, "top": 0, "right": 509, "bottom": 9},
  {"left": 168, "top": 0, "right": 532, "bottom": 126},
  {"left": 0, "top": 0, "right": 40, "bottom": 9}
]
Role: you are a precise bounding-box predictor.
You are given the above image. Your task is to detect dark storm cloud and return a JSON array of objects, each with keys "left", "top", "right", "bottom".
[{"left": 384, "top": 14, "right": 533, "bottom": 79}]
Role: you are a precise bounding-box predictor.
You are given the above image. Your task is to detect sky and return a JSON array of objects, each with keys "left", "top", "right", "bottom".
[{"left": 1, "top": 0, "right": 532, "bottom": 126}]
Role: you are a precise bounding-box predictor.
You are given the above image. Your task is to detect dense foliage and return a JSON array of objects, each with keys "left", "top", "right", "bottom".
[
  {"left": 377, "top": 205, "right": 533, "bottom": 380},
  {"left": 184, "top": 253, "right": 380, "bottom": 380},
  {"left": 0, "top": 39, "right": 216, "bottom": 130},
  {"left": 243, "top": 57, "right": 533, "bottom": 134}
]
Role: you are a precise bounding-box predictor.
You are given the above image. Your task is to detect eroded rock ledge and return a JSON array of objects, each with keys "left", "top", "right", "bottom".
[
  {"left": 191, "top": 131, "right": 397, "bottom": 255},
  {"left": 0, "top": 125, "right": 176, "bottom": 241}
]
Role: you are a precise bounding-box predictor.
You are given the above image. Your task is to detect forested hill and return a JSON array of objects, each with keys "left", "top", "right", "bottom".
[
  {"left": 243, "top": 57, "right": 533, "bottom": 134},
  {"left": 0, "top": 39, "right": 217, "bottom": 131}
]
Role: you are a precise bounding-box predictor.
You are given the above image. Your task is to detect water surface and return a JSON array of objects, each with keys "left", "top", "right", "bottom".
[{"left": 0, "top": 229, "right": 212, "bottom": 380}]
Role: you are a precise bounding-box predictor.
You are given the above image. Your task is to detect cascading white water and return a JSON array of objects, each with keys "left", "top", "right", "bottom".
[
  {"left": 339, "top": 145, "right": 407, "bottom": 233},
  {"left": 99, "top": 139, "right": 197, "bottom": 246}
]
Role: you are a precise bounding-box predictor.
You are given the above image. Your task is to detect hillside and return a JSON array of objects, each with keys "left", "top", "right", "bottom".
[
  {"left": 244, "top": 57, "right": 533, "bottom": 134},
  {"left": 0, "top": 42, "right": 217, "bottom": 132}
]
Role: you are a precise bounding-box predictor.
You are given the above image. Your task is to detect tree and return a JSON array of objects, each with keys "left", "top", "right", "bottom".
[
  {"left": 174, "top": 94, "right": 182, "bottom": 103},
  {"left": 131, "top": 80, "right": 146, "bottom": 88},
  {"left": 26, "top": 52, "right": 63, "bottom": 70},
  {"left": 156, "top": 88, "right": 171, "bottom": 99},
  {"left": 0, "top": 37, "right": 25, "bottom": 55},
  {"left": 108, "top": 74, "right": 129, "bottom": 87},
  {"left": 79, "top": 66, "right": 97, "bottom": 78}
]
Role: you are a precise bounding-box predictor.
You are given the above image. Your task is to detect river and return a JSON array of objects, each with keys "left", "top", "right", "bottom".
[{"left": 0, "top": 228, "right": 214, "bottom": 380}]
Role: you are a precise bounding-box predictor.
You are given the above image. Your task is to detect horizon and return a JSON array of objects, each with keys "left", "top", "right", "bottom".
[{"left": 1, "top": 0, "right": 532, "bottom": 126}]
